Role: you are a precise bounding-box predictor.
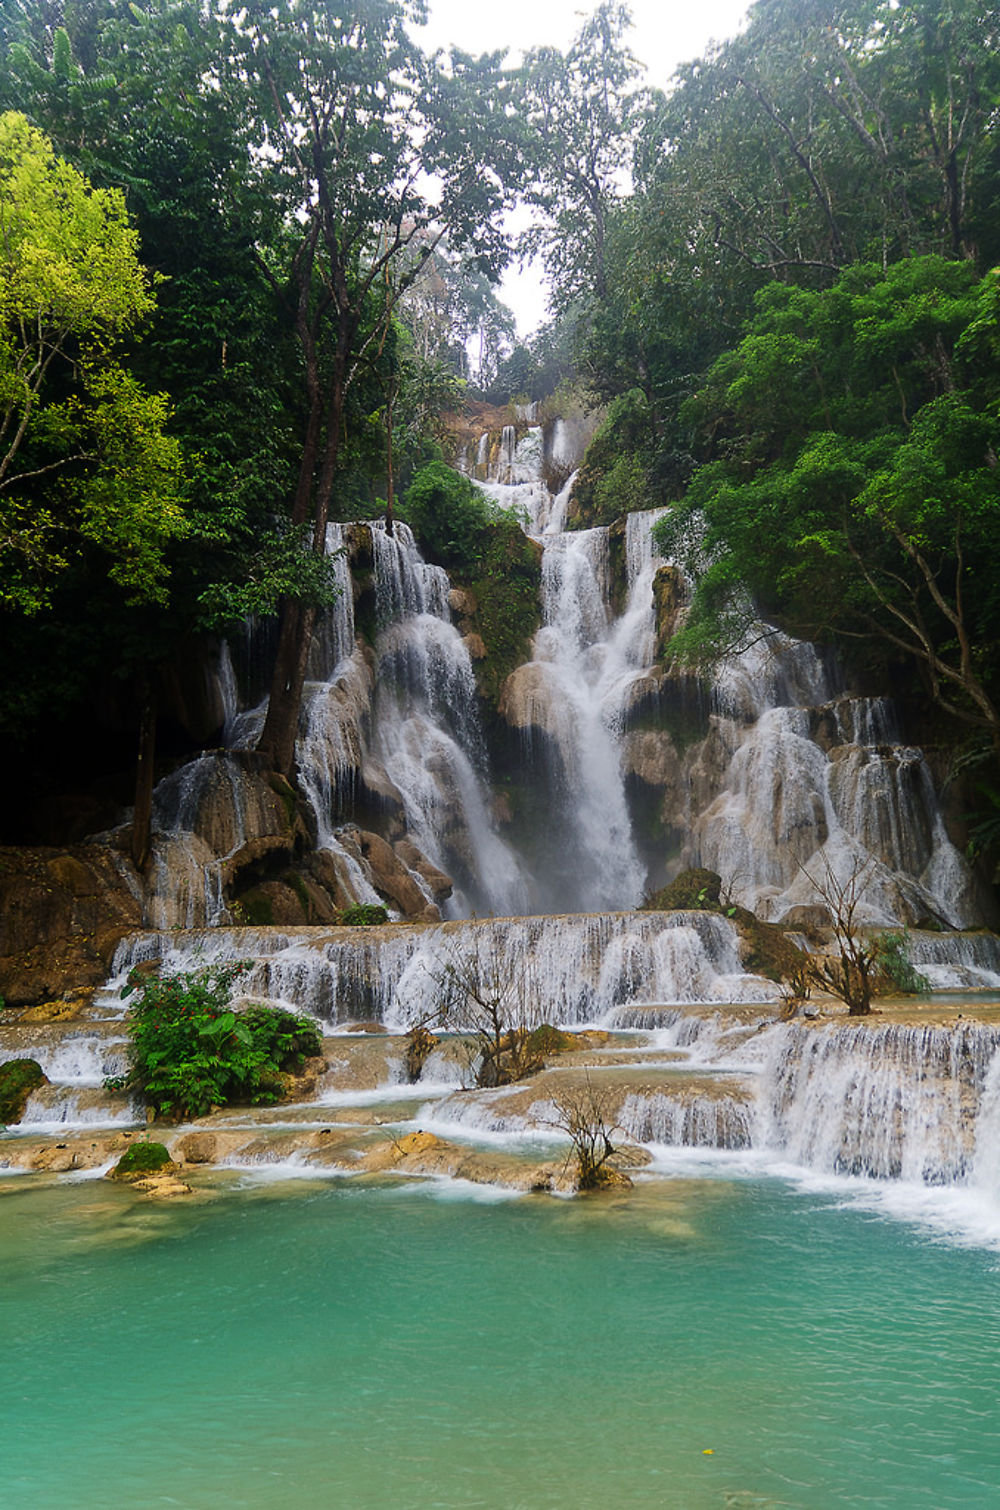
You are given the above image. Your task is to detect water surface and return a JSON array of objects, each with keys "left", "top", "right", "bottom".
[{"left": 3, "top": 1174, "right": 998, "bottom": 1509}]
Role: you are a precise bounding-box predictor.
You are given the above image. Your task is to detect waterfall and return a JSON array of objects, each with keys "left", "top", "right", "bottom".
[
  {"left": 107, "top": 910, "right": 777, "bottom": 1028},
  {"left": 755, "top": 1020, "right": 1000, "bottom": 1182},
  {"left": 367, "top": 522, "right": 530, "bottom": 918}
]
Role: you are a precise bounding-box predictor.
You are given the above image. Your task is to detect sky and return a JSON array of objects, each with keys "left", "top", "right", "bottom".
[{"left": 415, "top": 0, "right": 752, "bottom": 335}]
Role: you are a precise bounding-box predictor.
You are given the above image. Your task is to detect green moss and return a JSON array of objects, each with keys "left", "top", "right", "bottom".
[
  {"left": 643, "top": 868, "right": 723, "bottom": 912},
  {"left": 465, "top": 520, "right": 542, "bottom": 704},
  {"left": 525, "top": 1023, "right": 576, "bottom": 1057},
  {"left": 284, "top": 870, "right": 311, "bottom": 914},
  {"left": 566, "top": 391, "right": 658, "bottom": 530},
  {"left": 730, "top": 907, "right": 806, "bottom": 984},
  {"left": 0, "top": 1058, "right": 45, "bottom": 1124},
  {"left": 111, "top": 1141, "right": 173, "bottom": 1178},
  {"left": 267, "top": 774, "right": 299, "bottom": 831},
  {"left": 338, "top": 903, "right": 389, "bottom": 926}
]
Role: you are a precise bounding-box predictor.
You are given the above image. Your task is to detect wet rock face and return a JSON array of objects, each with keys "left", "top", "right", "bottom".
[{"left": 0, "top": 846, "right": 142, "bottom": 1005}]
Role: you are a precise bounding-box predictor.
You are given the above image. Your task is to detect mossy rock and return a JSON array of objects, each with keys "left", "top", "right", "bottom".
[
  {"left": 730, "top": 907, "right": 807, "bottom": 984},
  {"left": 643, "top": 868, "right": 722, "bottom": 912},
  {"left": 0, "top": 1058, "right": 46, "bottom": 1124},
  {"left": 110, "top": 1141, "right": 174, "bottom": 1180},
  {"left": 526, "top": 1023, "right": 577, "bottom": 1057}
]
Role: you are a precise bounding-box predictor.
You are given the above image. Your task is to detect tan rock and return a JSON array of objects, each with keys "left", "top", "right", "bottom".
[
  {"left": 131, "top": 1175, "right": 193, "bottom": 1198},
  {"left": 652, "top": 564, "right": 687, "bottom": 658},
  {"left": 393, "top": 839, "right": 453, "bottom": 902},
  {"left": 462, "top": 633, "right": 487, "bottom": 661},
  {"left": 174, "top": 1132, "right": 218, "bottom": 1165},
  {"left": 357, "top": 831, "right": 427, "bottom": 916},
  {"left": 448, "top": 587, "right": 477, "bottom": 616},
  {"left": 623, "top": 730, "right": 681, "bottom": 790}
]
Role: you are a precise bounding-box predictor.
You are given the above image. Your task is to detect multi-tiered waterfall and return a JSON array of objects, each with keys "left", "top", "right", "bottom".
[{"left": 5, "top": 410, "right": 1000, "bottom": 1241}]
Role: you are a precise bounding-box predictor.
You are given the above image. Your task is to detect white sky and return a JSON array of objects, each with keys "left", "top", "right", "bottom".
[{"left": 415, "top": 0, "right": 751, "bottom": 336}]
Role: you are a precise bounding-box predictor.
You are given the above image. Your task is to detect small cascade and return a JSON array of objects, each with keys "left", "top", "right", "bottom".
[
  {"left": 497, "top": 510, "right": 668, "bottom": 912},
  {"left": 618, "top": 1090, "right": 754, "bottom": 1150},
  {"left": 107, "top": 910, "right": 777, "bottom": 1028},
  {"left": 756, "top": 1020, "right": 1000, "bottom": 1183},
  {"left": 686, "top": 624, "right": 982, "bottom": 928}
]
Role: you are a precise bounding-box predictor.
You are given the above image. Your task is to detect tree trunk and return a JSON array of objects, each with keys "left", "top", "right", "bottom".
[
  {"left": 256, "top": 369, "right": 346, "bottom": 776},
  {"left": 385, "top": 384, "right": 395, "bottom": 537},
  {"left": 131, "top": 674, "right": 157, "bottom": 872}
]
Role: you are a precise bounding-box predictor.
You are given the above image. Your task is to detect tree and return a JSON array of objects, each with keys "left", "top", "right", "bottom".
[
  {"left": 799, "top": 857, "right": 879, "bottom": 1016},
  {"left": 429, "top": 934, "right": 542, "bottom": 1088},
  {"left": 0, "top": 109, "right": 184, "bottom": 613},
  {"left": 548, "top": 1074, "right": 626, "bottom": 1190},
  {"left": 654, "top": 256, "right": 1000, "bottom": 753},
  {"left": 209, "top": 0, "right": 520, "bottom": 775},
  {"left": 519, "top": 2, "right": 646, "bottom": 311}
]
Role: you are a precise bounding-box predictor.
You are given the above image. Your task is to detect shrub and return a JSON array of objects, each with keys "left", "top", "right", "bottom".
[
  {"left": 338, "top": 903, "right": 389, "bottom": 926},
  {"left": 402, "top": 462, "right": 494, "bottom": 573},
  {"left": 106, "top": 964, "right": 323, "bottom": 1120},
  {"left": 873, "top": 930, "right": 931, "bottom": 994}
]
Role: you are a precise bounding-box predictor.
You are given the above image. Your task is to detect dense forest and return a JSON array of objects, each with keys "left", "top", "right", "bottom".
[{"left": 1, "top": 0, "right": 998, "bottom": 879}]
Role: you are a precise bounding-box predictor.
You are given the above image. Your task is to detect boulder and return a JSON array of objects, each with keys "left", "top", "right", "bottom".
[
  {"left": 109, "top": 1141, "right": 176, "bottom": 1181},
  {"left": 357, "top": 831, "right": 428, "bottom": 916},
  {"left": 622, "top": 729, "right": 681, "bottom": 790},
  {"left": 0, "top": 845, "right": 142, "bottom": 1006},
  {"left": 174, "top": 1132, "right": 218, "bottom": 1165},
  {"left": 393, "top": 839, "right": 453, "bottom": 903},
  {"left": 448, "top": 587, "right": 477, "bottom": 617}
]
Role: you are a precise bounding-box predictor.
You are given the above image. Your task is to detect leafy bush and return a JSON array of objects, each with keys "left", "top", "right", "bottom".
[
  {"left": 874, "top": 930, "right": 931, "bottom": 995},
  {"left": 402, "top": 461, "right": 495, "bottom": 573},
  {"left": 338, "top": 903, "right": 389, "bottom": 926},
  {"left": 106, "top": 964, "right": 323, "bottom": 1120},
  {"left": 0, "top": 1058, "right": 45, "bottom": 1124}
]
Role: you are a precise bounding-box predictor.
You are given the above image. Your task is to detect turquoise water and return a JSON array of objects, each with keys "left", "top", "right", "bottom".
[{"left": 3, "top": 1173, "right": 999, "bottom": 1510}]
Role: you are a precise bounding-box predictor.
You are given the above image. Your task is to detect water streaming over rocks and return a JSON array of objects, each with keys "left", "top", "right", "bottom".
[{"left": 7, "top": 414, "right": 1000, "bottom": 1240}]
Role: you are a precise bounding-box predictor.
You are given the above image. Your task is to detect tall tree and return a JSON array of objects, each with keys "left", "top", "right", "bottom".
[
  {"left": 519, "top": 2, "right": 646, "bottom": 310},
  {"left": 654, "top": 256, "right": 1000, "bottom": 752},
  {"left": 213, "top": 0, "right": 519, "bottom": 774}
]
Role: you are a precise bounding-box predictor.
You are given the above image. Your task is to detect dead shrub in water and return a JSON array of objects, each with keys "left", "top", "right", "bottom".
[
  {"left": 426, "top": 934, "right": 543, "bottom": 1087},
  {"left": 403, "top": 1019, "right": 439, "bottom": 1083},
  {"left": 548, "top": 1076, "right": 628, "bottom": 1192},
  {"left": 798, "top": 857, "right": 878, "bottom": 1016}
]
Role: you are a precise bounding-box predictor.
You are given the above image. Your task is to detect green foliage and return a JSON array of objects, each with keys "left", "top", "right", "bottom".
[
  {"left": 0, "top": 111, "right": 185, "bottom": 613},
  {"left": 570, "top": 390, "right": 657, "bottom": 527},
  {"left": 402, "top": 462, "right": 496, "bottom": 574},
  {"left": 642, "top": 868, "right": 722, "bottom": 913},
  {"left": 338, "top": 904, "right": 390, "bottom": 927},
  {"left": 519, "top": 3, "right": 646, "bottom": 309},
  {"left": 111, "top": 1140, "right": 172, "bottom": 1178},
  {"left": 525, "top": 1023, "right": 575, "bottom": 1057},
  {"left": 108, "top": 964, "right": 322, "bottom": 1120},
  {"left": 654, "top": 257, "right": 1000, "bottom": 750},
  {"left": 873, "top": 931, "right": 931, "bottom": 995},
  {"left": 0, "top": 1057, "right": 44, "bottom": 1124},
  {"left": 466, "top": 519, "right": 542, "bottom": 703}
]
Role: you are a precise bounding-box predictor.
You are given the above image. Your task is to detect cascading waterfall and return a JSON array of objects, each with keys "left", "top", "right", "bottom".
[
  {"left": 366, "top": 522, "right": 530, "bottom": 917},
  {"left": 107, "top": 909, "right": 777, "bottom": 1029}
]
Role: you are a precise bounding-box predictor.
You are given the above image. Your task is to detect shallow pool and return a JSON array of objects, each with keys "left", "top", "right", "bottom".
[{"left": 3, "top": 1171, "right": 999, "bottom": 1509}]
